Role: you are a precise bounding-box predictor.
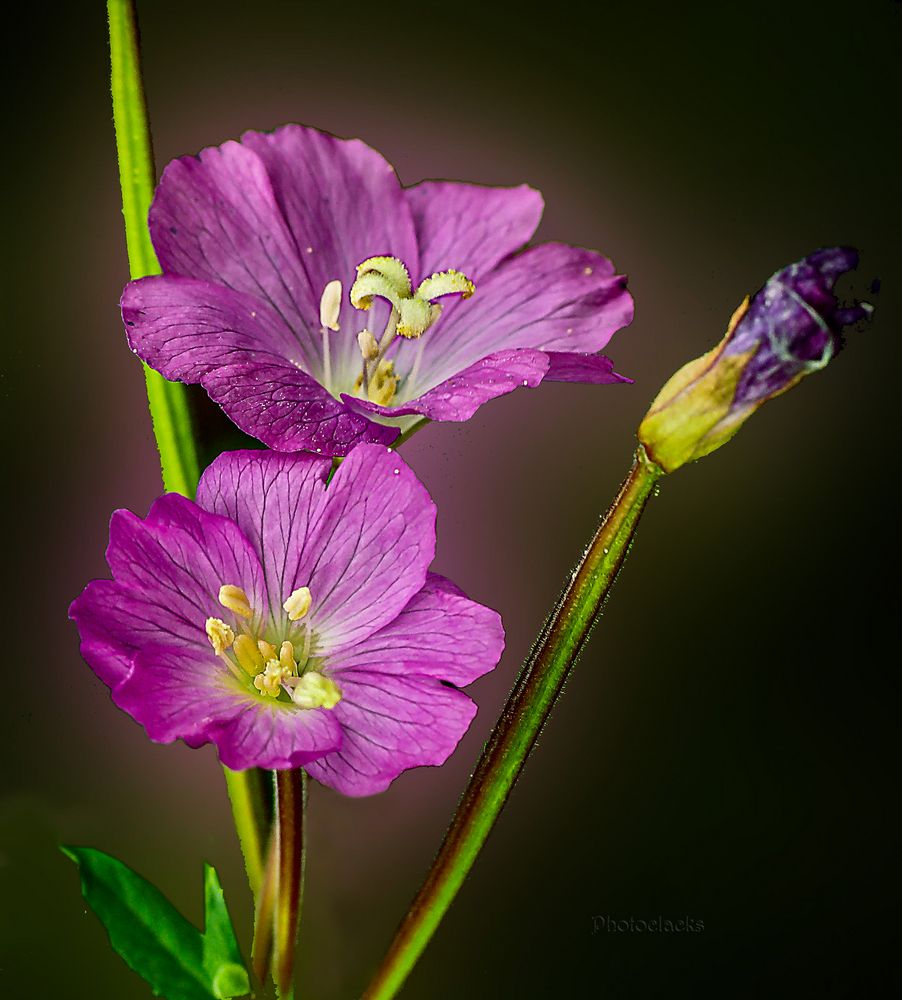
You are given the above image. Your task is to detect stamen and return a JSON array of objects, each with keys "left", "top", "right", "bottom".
[
  {"left": 367, "top": 359, "right": 399, "bottom": 405},
  {"left": 288, "top": 671, "right": 342, "bottom": 710},
  {"left": 279, "top": 641, "right": 297, "bottom": 674},
  {"left": 233, "top": 633, "right": 264, "bottom": 675},
  {"left": 219, "top": 584, "right": 254, "bottom": 619},
  {"left": 257, "top": 639, "right": 277, "bottom": 661},
  {"left": 358, "top": 329, "right": 379, "bottom": 362},
  {"left": 283, "top": 586, "right": 312, "bottom": 622},
  {"left": 205, "top": 617, "right": 235, "bottom": 656},
  {"left": 319, "top": 279, "right": 342, "bottom": 332}
]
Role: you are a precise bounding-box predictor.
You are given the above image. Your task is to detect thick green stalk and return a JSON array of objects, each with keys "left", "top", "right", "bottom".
[
  {"left": 364, "top": 447, "right": 664, "bottom": 999},
  {"left": 107, "top": 0, "right": 265, "bottom": 898}
]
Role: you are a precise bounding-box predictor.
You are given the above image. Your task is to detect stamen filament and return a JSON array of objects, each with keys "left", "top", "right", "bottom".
[{"left": 322, "top": 323, "right": 332, "bottom": 390}]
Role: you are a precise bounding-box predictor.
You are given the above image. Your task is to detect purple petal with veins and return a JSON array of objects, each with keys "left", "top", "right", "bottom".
[
  {"left": 121, "top": 124, "right": 634, "bottom": 455},
  {"left": 70, "top": 447, "right": 503, "bottom": 788}
]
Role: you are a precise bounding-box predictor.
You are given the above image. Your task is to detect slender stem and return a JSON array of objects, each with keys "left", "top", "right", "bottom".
[
  {"left": 108, "top": 0, "right": 199, "bottom": 496},
  {"left": 273, "top": 769, "right": 306, "bottom": 1000},
  {"left": 363, "top": 447, "right": 664, "bottom": 1000},
  {"left": 107, "top": 0, "right": 267, "bottom": 902}
]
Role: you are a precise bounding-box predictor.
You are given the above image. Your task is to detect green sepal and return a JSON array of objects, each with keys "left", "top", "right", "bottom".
[{"left": 61, "top": 846, "right": 250, "bottom": 1000}]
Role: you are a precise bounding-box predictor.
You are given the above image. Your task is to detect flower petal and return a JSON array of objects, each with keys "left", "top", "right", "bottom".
[
  {"left": 72, "top": 495, "right": 263, "bottom": 674},
  {"left": 404, "top": 181, "right": 543, "bottom": 283},
  {"left": 122, "top": 276, "right": 395, "bottom": 455},
  {"left": 410, "top": 242, "right": 634, "bottom": 393},
  {"left": 195, "top": 449, "right": 331, "bottom": 623},
  {"left": 543, "top": 351, "right": 633, "bottom": 384},
  {"left": 148, "top": 138, "right": 322, "bottom": 372},
  {"left": 69, "top": 579, "right": 158, "bottom": 687},
  {"left": 342, "top": 349, "right": 550, "bottom": 423},
  {"left": 299, "top": 445, "right": 436, "bottom": 652},
  {"left": 325, "top": 573, "right": 504, "bottom": 687},
  {"left": 241, "top": 126, "right": 419, "bottom": 388},
  {"left": 304, "top": 671, "right": 477, "bottom": 796},
  {"left": 201, "top": 359, "right": 396, "bottom": 456},
  {"left": 112, "top": 646, "right": 342, "bottom": 770}
]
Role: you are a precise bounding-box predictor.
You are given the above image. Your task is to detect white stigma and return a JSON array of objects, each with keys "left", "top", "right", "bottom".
[{"left": 319, "top": 279, "right": 342, "bottom": 332}]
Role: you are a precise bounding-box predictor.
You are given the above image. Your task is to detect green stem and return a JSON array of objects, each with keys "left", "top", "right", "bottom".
[
  {"left": 108, "top": 0, "right": 199, "bottom": 496},
  {"left": 107, "top": 0, "right": 266, "bottom": 901},
  {"left": 223, "top": 767, "right": 268, "bottom": 899},
  {"left": 363, "top": 447, "right": 664, "bottom": 1000}
]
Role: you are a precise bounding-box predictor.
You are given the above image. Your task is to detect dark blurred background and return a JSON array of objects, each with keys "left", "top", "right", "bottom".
[{"left": 3, "top": 1, "right": 899, "bottom": 997}]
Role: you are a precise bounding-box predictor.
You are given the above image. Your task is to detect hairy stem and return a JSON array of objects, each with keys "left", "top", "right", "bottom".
[{"left": 364, "top": 447, "right": 664, "bottom": 999}]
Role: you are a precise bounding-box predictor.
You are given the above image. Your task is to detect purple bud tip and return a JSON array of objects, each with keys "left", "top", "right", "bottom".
[{"left": 726, "top": 247, "right": 874, "bottom": 406}]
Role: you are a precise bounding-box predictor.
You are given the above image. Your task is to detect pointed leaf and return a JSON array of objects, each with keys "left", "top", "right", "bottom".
[
  {"left": 62, "top": 846, "right": 248, "bottom": 1000},
  {"left": 202, "top": 864, "right": 250, "bottom": 999}
]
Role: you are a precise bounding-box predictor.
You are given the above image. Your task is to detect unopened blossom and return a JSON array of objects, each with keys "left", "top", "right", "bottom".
[
  {"left": 69, "top": 446, "right": 504, "bottom": 795},
  {"left": 120, "top": 124, "right": 634, "bottom": 457},
  {"left": 639, "top": 247, "right": 873, "bottom": 472}
]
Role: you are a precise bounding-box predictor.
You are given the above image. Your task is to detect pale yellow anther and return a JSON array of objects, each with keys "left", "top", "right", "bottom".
[
  {"left": 233, "top": 633, "right": 264, "bottom": 675},
  {"left": 319, "top": 279, "right": 342, "bottom": 331},
  {"left": 219, "top": 584, "right": 254, "bottom": 619},
  {"left": 283, "top": 586, "right": 312, "bottom": 622},
  {"left": 368, "top": 359, "right": 399, "bottom": 406},
  {"left": 205, "top": 617, "right": 235, "bottom": 656},
  {"left": 279, "top": 641, "right": 297, "bottom": 673},
  {"left": 358, "top": 329, "right": 379, "bottom": 362},
  {"left": 289, "top": 671, "right": 342, "bottom": 710},
  {"left": 253, "top": 659, "right": 292, "bottom": 698},
  {"left": 257, "top": 639, "right": 277, "bottom": 661}
]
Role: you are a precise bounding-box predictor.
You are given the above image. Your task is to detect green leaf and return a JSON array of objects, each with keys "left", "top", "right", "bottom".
[
  {"left": 61, "top": 846, "right": 249, "bottom": 1000},
  {"left": 202, "top": 864, "right": 251, "bottom": 999}
]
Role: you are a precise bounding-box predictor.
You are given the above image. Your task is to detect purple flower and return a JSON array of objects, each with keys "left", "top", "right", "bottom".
[
  {"left": 121, "top": 124, "right": 634, "bottom": 457},
  {"left": 69, "top": 445, "right": 504, "bottom": 795},
  {"left": 724, "top": 246, "right": 872, "bottom": 406},
  {"left": 639, "top": 247, "right": 873, "bottom": 472}
]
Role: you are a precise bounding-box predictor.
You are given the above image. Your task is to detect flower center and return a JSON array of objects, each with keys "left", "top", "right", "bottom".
[
  {"left": 318, "top": 256, "right": 475, "bottom": 406},
  {"left": 205, "top": 584, "right": 341, "bottom": 710}
]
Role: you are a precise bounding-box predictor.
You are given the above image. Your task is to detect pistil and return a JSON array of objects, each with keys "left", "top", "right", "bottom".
[{"left": 348, "top": 255, "right": 475, "bottom": 405}]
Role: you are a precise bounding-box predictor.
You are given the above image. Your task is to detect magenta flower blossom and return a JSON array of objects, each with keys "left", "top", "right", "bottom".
[
  {"left": 120, "top": 124, "right": 634, "bottom": 456},
  {"left": 69, "top": 446, "right": 504, "bottom": 795}
]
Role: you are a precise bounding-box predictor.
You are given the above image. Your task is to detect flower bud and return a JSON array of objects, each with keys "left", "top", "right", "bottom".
[{"left": 638, "top": 247, "right": 873, "bottom": 473}]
